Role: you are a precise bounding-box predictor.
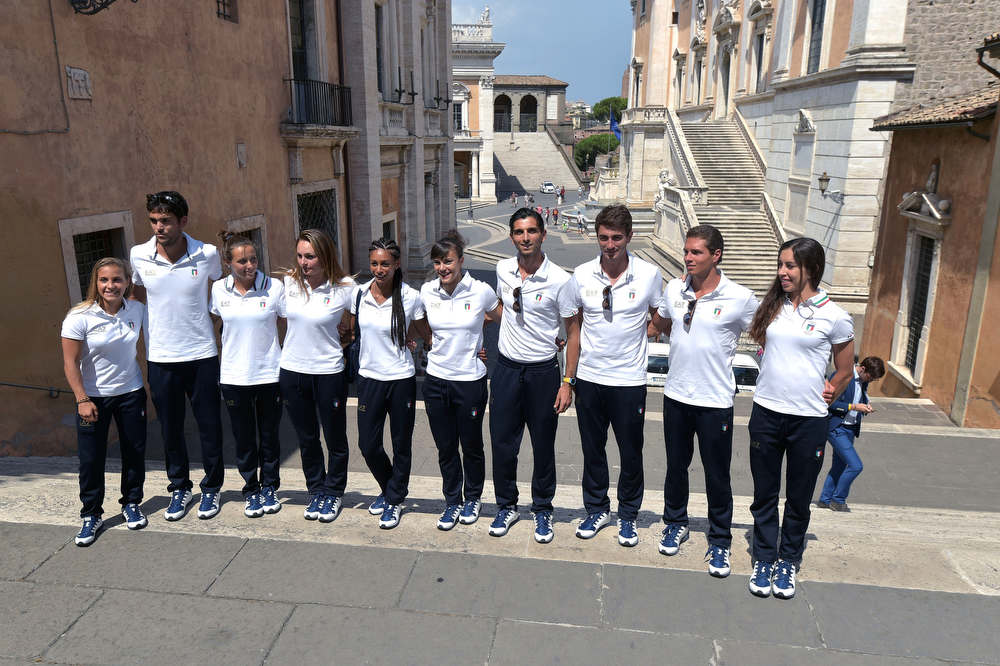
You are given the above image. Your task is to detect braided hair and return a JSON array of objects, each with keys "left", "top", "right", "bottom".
[{"left": 369, "top": 238, "right": 406, "bottom": 349}]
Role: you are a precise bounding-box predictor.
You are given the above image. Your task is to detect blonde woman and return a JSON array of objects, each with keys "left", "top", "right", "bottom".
[{"left": 61, "top": 258, "right": 147, "bottom": 546}]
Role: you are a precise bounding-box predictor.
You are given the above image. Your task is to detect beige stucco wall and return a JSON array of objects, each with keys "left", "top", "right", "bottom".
[{"left": 0, "top": 1, "right": 350, "bottom": 454}]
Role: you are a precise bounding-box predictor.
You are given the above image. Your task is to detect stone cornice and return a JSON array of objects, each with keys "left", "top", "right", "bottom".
[{"left": 771, "top": 59, "right": 916, "bottom": 92}]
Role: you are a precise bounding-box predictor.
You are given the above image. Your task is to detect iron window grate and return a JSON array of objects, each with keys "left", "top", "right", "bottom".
[
  {"left": 905, "top": 235, "right": 934, "bottom": 373},
  {"left": 217, "top": 0, "right": 238, "bottom": 23},
  {"left": 73, "top": 230, "right": 116, "bottom": 299},
  {"left": 297, "top": 190, "right": 339, "bottom": 250}
]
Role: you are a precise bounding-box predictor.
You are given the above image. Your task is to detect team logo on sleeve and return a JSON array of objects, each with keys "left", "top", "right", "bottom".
[{"left": 713, "top": 306, "right": 723, "bottom": 318}]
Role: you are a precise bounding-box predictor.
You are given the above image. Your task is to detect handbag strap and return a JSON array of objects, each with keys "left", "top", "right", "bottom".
[{"left": 353, "top": 287, "right": 363, "bottom": 340}]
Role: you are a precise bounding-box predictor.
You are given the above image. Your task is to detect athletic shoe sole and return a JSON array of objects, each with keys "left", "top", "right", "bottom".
[
  {"left": 489, "top": 514, "right": 519, "bottom": 537},
  {"left": 163, "top": 496, "right": 193, "bottom": 521},
  {"left": 369, "top": 505, "right": 384, "bottom": 516},
  {"left": 74, "top": 519, "right": 103, "bottom": 547},
  {"left": 772, "top": 586, "right": 795, "bottom": 599},
  {"left": 458, "top": 507, "right": 481, "bottom": 525},
  {"left": 379, "top": 515, "right": 401, "bottom": 529},
  {"left": 708, "top": 565, "right": 731, "bottom": 578},
  {"left": 534, "top": 530, "right": 554, "bottom": 544},
  {"left": 262, "top": 503, "right": 281, "bottom": 514},
  {"left": 748, "top": 582, "right": 771, "bottom": 597},
  {"left": 125, "top": 517, "right": 148, "bottom": 530},
  {"left": 197, "top": 508, "right": 220, "bottom": 520},
  {"left": 244, "top": 507, "right": 264, "bottom": 518},
  {"left": 657, "top": 527, "right": 689, "bottom": 555},
  {"left": 618, "top": 534, "right": 639, "bottom": 547}
]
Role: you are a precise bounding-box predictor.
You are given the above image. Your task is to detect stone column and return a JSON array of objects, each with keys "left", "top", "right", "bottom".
[
  {"left": 511, "top": 92, "right": 521, "bottom": 132},
  {"left": 471, "top": 152, "right": 480, "bottom": 198},
  {"left": 478, "top": 74, "right": 497, "bottom": 201},
  {"left": 842, "top": 0, "right": 908, "bottom": 65},
  {"left": 769, "top": 0, "right": 797, "bottom": 83}
]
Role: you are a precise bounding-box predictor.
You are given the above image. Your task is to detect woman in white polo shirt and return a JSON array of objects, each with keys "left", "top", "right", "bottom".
[
  {"left": 418, "top": 230, "right": 501, "bottom": 531},
  {"left": 210, "top": 233, "right": 284, "bottom": 519},
  {"left": 278, "top": 228, "right": 355, "bottom": 524},
  {"left": 341, "top": 238, "right": 425, "bottom": 530},
  {"left": 745, "top": 237, "right": 855, "bottom": 600},
  {"left": 61, "top": 258, "right": 147, "bottom": 546}
]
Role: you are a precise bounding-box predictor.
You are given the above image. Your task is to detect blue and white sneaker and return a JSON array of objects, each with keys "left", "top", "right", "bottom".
[
  {"left": 437, "top": 504, "right": 462, "bottom": 531},
  {"left": 74, "top": 515, "right": 103, "bottom": 546},
  {"left": 122, "top": 503, "right": 147, "bottom": 530},
  {"left": 748, "top": 560, "right": 774, "bottom": 598},
  {"left": 617, "top": 518, "right": 639, "bottom": 547},
  {"left": 378, "top": 503, "right": 401, "bottom": 529},
  {"left": 532, "top": 511, "right": 554, "bottom": 544},
  {"left": 164, "top": 489, "right": 193, "bottom": 521},
  {"left": 369, "top": 495, "right": 387, "bottom": 516},
  {"left": 458, "top": 499, "right": 481, "bottom": 525},
  {"left": 772, "top": 559, "right": 797, "bottom": 599},
  {"left": 244, "top": 493, "right": 264, "bottom": 518},
  {"left": 706, "top": 545, "right": 732, "bottom": 578},
  {"left": 575, "top": 510, "right": 611, "bottom": 539},
  {"left": 488, "top": 508, "right": 519, "bottom": 537},
  {"left": 658, "top": 524, "right": 689, "bottom": 555},
  {"left": 260, "top": 486, "right": 281, "bottom": 514},
  {"left": 304, "top": 494, "right": 324, "bottom": 520},
  {"left": 197, "top": 492, "right": 221, "bottom": 519},
  {"left": 318, "top": 495, "right": 342, "bottom": 523}
]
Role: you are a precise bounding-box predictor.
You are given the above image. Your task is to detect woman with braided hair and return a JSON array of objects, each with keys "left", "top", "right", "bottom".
[{"left": 342, "top": 238, "right": 426, "bottom": 529}]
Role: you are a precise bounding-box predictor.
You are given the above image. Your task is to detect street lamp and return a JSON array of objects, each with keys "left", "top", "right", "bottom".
[{"left": 817, "top": 171, "right": 845, "bottom": 204}]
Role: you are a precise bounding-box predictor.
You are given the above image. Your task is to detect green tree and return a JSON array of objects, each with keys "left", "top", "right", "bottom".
[
  {"left": 592, "top": 96, "right": 627, "bottom": 123},
  {"left": 574, "top": 133, "right": 620, "bottom": 171}
]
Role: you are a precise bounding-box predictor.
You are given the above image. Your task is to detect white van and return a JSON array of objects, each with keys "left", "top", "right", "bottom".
[{"left": 645, "top": 343, "right": 760, "bottom": 393}]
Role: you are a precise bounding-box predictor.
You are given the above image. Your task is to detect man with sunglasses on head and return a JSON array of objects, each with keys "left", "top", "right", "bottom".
[
  {"left": 557, "top": 204, "right": 664, "bottom": 547},
  {"left": 647, "top": 224, "right": 758, "bottom": 578},
  {"left": 130, "top": 191, "right": 225, "bottom": 522},
  {"left": 490, "top": 208, "right": 571, "bottom": 543}
]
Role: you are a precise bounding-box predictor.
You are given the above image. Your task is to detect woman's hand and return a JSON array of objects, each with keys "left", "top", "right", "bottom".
[{"left": 77, "top": 399, "right": 98, "bottom": 424}]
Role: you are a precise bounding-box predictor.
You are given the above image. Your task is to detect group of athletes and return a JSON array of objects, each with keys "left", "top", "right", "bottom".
[{"left": 62, "top": 190, "right": 859, "bottom": 601}]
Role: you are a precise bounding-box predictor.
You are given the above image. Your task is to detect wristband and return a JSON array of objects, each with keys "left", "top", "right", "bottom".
[
  {"left": 561, "top": 376, "right": 576, "bottom": 387},
  {"left": 848, "top": 403, "right": 853, "bottom": 411},
  {"left": 77, "top": 397, "right": 92, "bottom": 405}
]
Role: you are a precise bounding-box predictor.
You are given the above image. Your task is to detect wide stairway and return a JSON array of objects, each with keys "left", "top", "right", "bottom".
[
  {"left": 681, "top": 119, "right": 779, "bottom": 295},
  {"left": 493, "top": 130, "right": 580, "bottom": 198}
]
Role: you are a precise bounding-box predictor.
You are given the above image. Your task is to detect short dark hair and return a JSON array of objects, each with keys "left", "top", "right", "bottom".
[
  {"left": 687, "top": 224, "right": 724, "bottom": 264},
  {"left": 146, "top": 191, "right": 188, "bottom": 219},
  {"left": 431, "top": 228, "right": 466, "bottom": 261},
  {"left": 509, "top": 207, "right": 544, "bottom": 233},
  {"left": 860, "top": 356, "right": 885, "bottom": 380},
  {"left": 594, "top": 204, "right": 632, "bottom": 236}
]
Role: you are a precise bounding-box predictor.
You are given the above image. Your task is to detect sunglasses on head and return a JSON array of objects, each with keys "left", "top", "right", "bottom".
[
  {"left": 602, "top": 285, "right": 612, "bottom": 310},
  {"left": 683, "top": 299, "right": 697, "bottom": 326},
  {"left": 146, "top": 192, "right": 181, "bottom": 207},
  {"left": 512, "top": 286, "right": 523, "bottom": 313}
]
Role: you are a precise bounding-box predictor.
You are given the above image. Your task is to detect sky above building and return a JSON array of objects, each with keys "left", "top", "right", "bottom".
[{"left": 451, "top": 1, "right": 633, "bottom": 106}]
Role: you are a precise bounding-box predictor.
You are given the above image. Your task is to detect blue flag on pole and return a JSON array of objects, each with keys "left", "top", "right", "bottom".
[{"left": 610, "top": 113, "right": 622, "bottom": 141}]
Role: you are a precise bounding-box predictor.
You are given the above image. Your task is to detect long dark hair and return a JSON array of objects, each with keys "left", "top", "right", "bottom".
[
  {"left": 748, "top": 237, "right": 826, "bottom": 345},
  {"left": 370, "top": 238, "right": 406, "bottom": 350}
]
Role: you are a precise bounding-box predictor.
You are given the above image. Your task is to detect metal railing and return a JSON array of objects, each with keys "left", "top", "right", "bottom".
[
  {"left": 286, "top": 79, "right": 352, "bottom": 126},
  {"left": 0, "top": 381, "right": 72, "bottom": 398}
]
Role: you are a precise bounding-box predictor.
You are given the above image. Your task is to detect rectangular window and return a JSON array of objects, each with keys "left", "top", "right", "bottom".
[
  {"left": 693, "top": 56, "right": 703, "bottom": 104},
  {"left": 672, "top": 11, "right": 679, "bottom": 25},
  {"left": 297, "top": 189, "right": 339, "bottom": 250},
  {"left": 375, "top": 4, "right": 386, "bottom": 95},
  {"left": 382, "top": 220, "right": 395, "bottom": 242},
  {"left": 73, "top": 229, "right": 124, "bottom": 300},
  {"left": 453, "top": 103, "right": 463, "bottom": 131},
  {"left": 904, "top": 235, "right": 935, "bottom": 374},
  {"left": 755, "top": 32, "right": 766, "bottom": 93},
  {"left": 807, "top": 0, "right": 826, "bottom": 75},
  {"left": 289, "top": 0, "right": 307, "bottom": 80},
  {"left": 217, "top": 0, "right": 238, "bottom": 22}
]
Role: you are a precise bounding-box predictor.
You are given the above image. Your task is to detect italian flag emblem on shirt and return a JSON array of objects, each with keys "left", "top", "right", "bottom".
[
  {"left": 324, "top": 297, "right": 331, "bottom": 305},
  {"left": 805, "top": 323, "right": 816, "bottom": 332},
  {"left": 713, "top": 306, "right": 722, "bottom": 318},
  {"left": 259, "top": 301, "right": 267, "bottom": 309},
  {"left": 190, "top": 268, "right": 198, "bottom": 276},
  {"left": 628, "top": 291, "right": 636, "bottom": 300},
  {"left": 535, "top": 294, "right": 543, "bottom": 301},
  {"left": 464, "top": 303, "right": 471, "bottom": 310}
]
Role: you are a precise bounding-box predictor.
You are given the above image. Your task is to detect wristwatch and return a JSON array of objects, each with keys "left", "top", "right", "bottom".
[{"left": 561, "top": 376, "right": 576, "bottom": 387}]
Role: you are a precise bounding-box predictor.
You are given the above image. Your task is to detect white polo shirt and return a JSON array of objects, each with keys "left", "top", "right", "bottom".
[
  {"left": 351, "top": 280, "right": 426, "bottom": 381},
  {"left": 61, "top": 300, "right": 145, "bottom": 397},
  {"left": 421, "top": 272, "right": 499, "bottom": 381},
  {"left": 130, "top": 233, "right": 222, "bottom": 363},
  {"left": 559, "top": 252, "right": 664, "bottom": 387},
  {"left": 754, "top": 291, "right": 854, "bottom": 417},
  {"left": 495, "top": 255, "right": 571, "bottom": 363},
  {"left": 658, "top": 271, "right": 758, "bottom": 408},
  {"left": 279, "top": 275, "right": 356, "bottom": 375},
  {"left": 209, "top": 271, "right": 283, "bottom": 386}
]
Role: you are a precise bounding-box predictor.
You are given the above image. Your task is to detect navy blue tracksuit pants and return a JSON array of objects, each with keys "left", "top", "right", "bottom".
[
  {"left": 147, "top": 357, "right": 224, "bottom": 494},
  {"left": 662, "top": 396, "right": 735, "bottom": 548},
  {"left": 748, "top": 403, "right": 828, "bottom": 564},
  {"left": 423, "top": 374, "right": 488, "bottom": 506},
  {"left": 77, "top": 388, "right": 147, "bottom": 518},
  {"left": 489, "top": 354, "right": 560, "bottom": 513},
  {"left": 279, "top": 368, "right": 349, "bottom": 498},
  {"left": 574, "top": 379, "right": 647, "bottom": 521},
  {"left": 220, "top": 382, "right": 282, "bottom": 497},
  {"left": 356, "top": 376, "right": 416, "bottom": 505}
]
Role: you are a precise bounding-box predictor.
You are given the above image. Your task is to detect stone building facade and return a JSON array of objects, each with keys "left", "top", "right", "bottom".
[
  {"left": 0, "top": 0, "right": 452, "bottom": 455},
  {"left": 451, "top": 7, "right": 504, "bottom": 203},
  {"left": 492, "top": 76, "right": 568, "bottom": 134}
]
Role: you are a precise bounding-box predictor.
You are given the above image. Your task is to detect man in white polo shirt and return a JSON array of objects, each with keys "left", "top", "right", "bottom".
[
  {"left": 557, "top": 204, "right": 664, "bottom": 547},
  {"left": 130, "top": 191, "right": 224, "bottom": 522},
  {"left": 648, "top": 224, "right": 758, "bottom": 578},
  {"left": 489, "top": 208, "right": 571, "bottom": 543}
]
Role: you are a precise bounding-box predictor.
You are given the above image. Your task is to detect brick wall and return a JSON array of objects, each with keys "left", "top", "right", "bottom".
[{"left": 893, "top": 0, "right": 1000, "bottom": 111}]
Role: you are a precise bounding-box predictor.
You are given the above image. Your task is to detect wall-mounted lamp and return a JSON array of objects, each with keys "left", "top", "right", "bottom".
[
  {"left": 433, "top": 79, "right": 452, "bottom": 110},
  {"left": 70, "top": 0, "right": 137, "bottom": 14},
  {"left": 817, "top": 171, "right": 845, "bottom": 204},
  {"left": 393, "top": 67, "right": 417, "bottom": 105}
]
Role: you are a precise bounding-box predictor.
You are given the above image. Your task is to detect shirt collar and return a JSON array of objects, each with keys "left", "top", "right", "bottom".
[
  {"left": 592, "top": 252, "right": 634, "bottom": 285},
  {"left": 148, "top": 232, "right": 203, "bottom": 263},
  {"left": 225, "top": 270, "right": 267, "bottom": 294},
  {"left": 508, "top": 254, "right": 551, "bottom": 281},
  {"left": 437, "top": 271, "right": 473, "bottom": 296},
  {"left": 681, "top": 269, "right": 729, "bottom": 298}
]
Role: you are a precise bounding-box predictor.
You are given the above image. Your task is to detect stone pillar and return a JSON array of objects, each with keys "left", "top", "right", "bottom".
[
  {"left": 769, "top": 0, "right": 797, "bottom": 83},
  {"left": 511, "top": 92, "right": 521, "bottom": 132},
  {"left": 478, "top": 74, "right": 497, "bottom": 201},
  {"left": 471, "top": 152, "right": 480, "bottom": 198},
  {"left": 842, "top": 0, "right": 908, "bottom": 65}
]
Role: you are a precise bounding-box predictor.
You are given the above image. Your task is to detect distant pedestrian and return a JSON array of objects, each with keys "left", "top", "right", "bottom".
[
  {"left": 545, "top": 207, "right": 550, "bottom": 223},
  {"left": 577, "top": 215, "right": 586, "bottom": 234},
  {"left": 62, "top": 258, "right": 147, "bottom": 546},
  {"left": 560, "top": 186, "right": 566, "bottom": 200},
  {"left": 816, "top": 356, "right": 885, "bottom": 512},
  {"left": 552, "top": 208, "right": 559, "bottom": 225},
  {"left": 578, "top": 185, "right": 584, "bottom": 198},
  {"left": 745, "top": 237, "right": 855, "bottom": 600}
]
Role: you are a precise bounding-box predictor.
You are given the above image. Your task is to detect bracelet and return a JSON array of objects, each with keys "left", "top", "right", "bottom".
[
  {"left": 77, "top": 397, "right": 92, "bottom": 405},
  {"left": 847, "top": 403, "right": 853, "bottom": 411}
]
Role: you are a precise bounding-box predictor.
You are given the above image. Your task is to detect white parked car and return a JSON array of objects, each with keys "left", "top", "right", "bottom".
[
  {"left": 645, "top": 343, "right": 760, "bottom": 393},
  {"left": 540, "top": 181, "right": 556, "bottom": 194}
]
